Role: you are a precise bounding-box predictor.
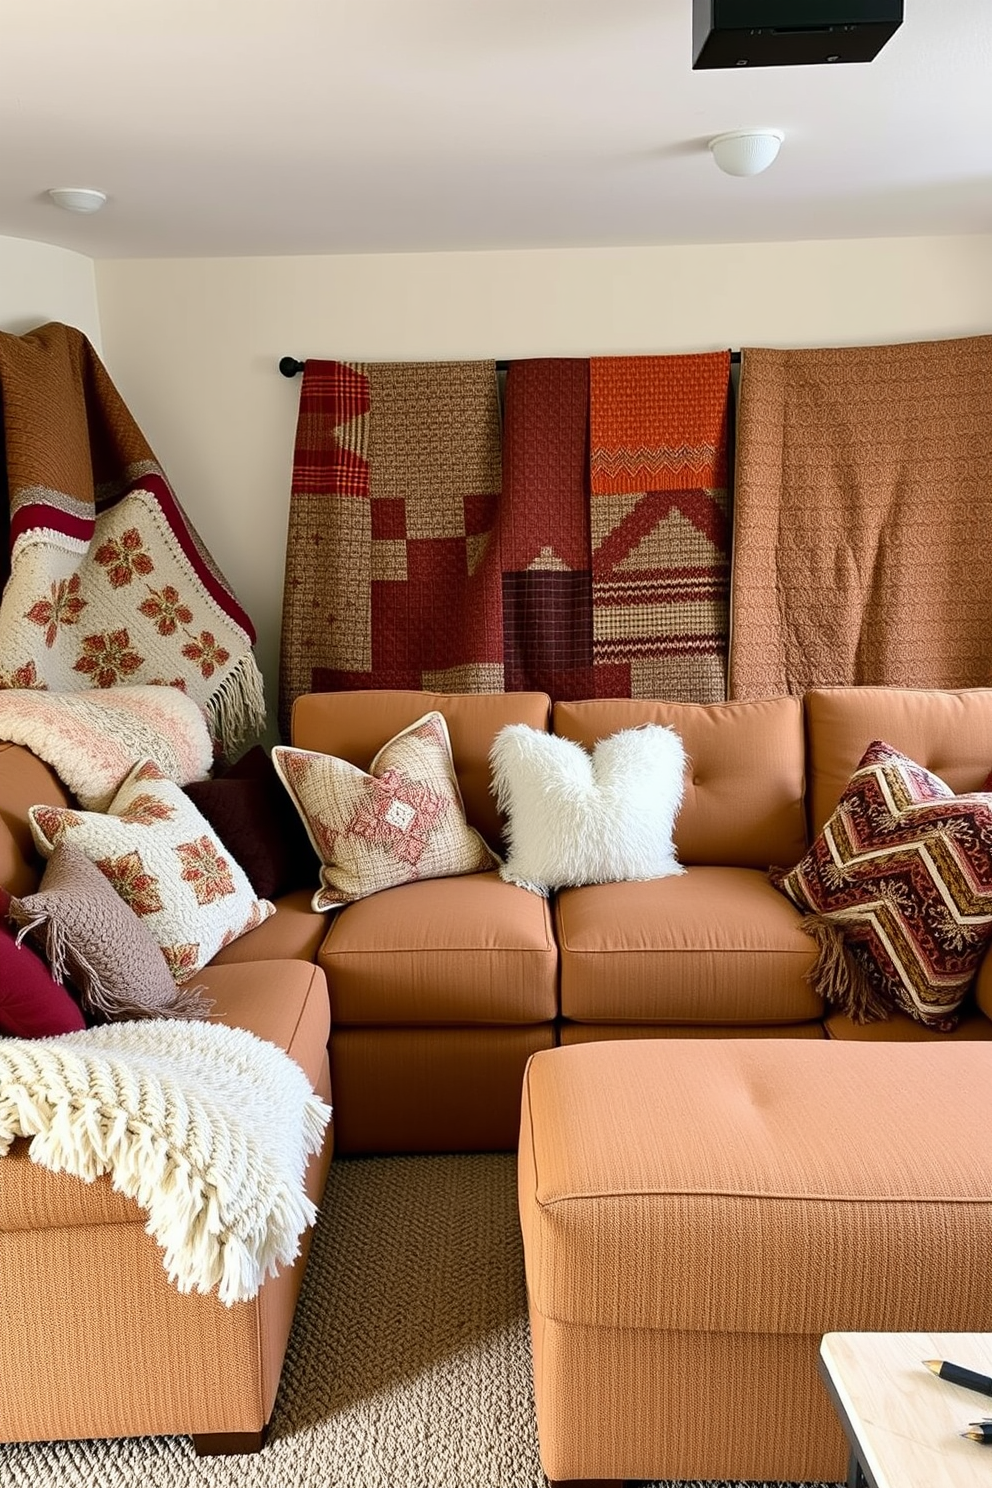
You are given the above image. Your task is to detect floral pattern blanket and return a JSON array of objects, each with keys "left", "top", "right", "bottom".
[{"left": 0, "top": 322, "right": 265, "bottom": 757}]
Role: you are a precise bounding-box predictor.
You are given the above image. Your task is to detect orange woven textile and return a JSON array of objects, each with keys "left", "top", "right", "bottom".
[{"left": 588, "top": 352, "right": 731, "bottom": 703}]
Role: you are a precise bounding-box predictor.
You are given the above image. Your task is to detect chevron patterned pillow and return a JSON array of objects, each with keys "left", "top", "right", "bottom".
[{"left": 773, "top": 739, "right": 992, "bottom": 1030}]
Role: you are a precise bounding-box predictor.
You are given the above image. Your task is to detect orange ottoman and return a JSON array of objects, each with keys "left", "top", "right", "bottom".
[{"left": 518, "top": 1038, "right": 992, "bottom": 1485}]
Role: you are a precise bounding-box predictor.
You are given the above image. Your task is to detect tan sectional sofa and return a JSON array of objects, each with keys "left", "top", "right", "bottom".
[
  {"left": 4, "top": 681, "right": 992, "bottom": 1453},
  {"left": 0, "top": 742, "right": 334, "bottom": 1453},
  {"left": 278, "top": 684, "right": 992, "bottom": 1153}
]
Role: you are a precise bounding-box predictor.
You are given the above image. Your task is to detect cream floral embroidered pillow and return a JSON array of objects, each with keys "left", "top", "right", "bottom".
[
  {"left": 28, "top": 759, "right": 275, "bottom": 980},
  {"left": 273, "top": 712, "right": 498, "bottom": 910}
]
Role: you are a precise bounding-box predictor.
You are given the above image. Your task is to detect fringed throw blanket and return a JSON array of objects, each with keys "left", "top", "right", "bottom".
[
  {"left": 0, "top": 1020, "right": 332, "bottom": 1305},
  {"left": 279, "top": 359, "right": 503, "bottom": 734},
  {"left": 728, "top": 335, "right": 992, "bottom": 699},
  {"left": 0, "top": 323, "right": 266, "bottom": 756},
  {"left": 0, "top": 684, "right": 213, "bottom": 809},
  {"left": 588, "top": 352, "right": 731, "bottom": 702}
]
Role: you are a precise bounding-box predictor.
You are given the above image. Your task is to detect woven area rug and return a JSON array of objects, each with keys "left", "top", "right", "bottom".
[{"left": 0, "top": 1154, "right": 843, "bottom": 1488}]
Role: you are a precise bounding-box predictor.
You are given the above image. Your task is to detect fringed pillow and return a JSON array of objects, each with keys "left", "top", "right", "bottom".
[
  {"left": 772, "top": 739, "right": 992, "bottom": 1031},
  {"left": 7, "top": 845, "right": 211, "bottom": 1023},
  {"left": 489, "top": 722, "right": 687, "bottom": 896},
  {"left": 273, "top": 712, "right": 498, "bottom": 910}
]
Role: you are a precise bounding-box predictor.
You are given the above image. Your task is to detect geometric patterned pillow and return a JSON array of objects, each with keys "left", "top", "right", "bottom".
[
  {"left": 772, "top": 739, "right": 992, "bottom": 1031},
  {"left": 272, "top": 712, "right": 498, "bottom": 910},
  {"left": 28, "top": 758, "right": 275, "bottom": 981}
]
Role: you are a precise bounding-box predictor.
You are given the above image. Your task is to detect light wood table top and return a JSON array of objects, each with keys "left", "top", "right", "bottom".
[{"left": 819, "top": 1332, "right": 992, "bottom": 1488}]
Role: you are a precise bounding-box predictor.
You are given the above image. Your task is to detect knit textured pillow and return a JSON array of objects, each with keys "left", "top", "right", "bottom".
[
  {"left": 6, "top": 845, "right": 210, "bottom": 1022},
  {"left": 28, "top": 759, "right": 275, "bottom": 981},
  {"left": 489, "top": 723, "right": 687, "bottom": 895},
  {"left": 272, "top": 712, "right": 498, "bottom": 910},
  {"left": 772, "top": 739, "right": 992, "bottom": 1030}
]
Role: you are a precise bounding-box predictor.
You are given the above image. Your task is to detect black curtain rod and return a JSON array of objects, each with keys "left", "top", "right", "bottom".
[{"left": 279, "top": 352, "right": 741, "bottom": 378}]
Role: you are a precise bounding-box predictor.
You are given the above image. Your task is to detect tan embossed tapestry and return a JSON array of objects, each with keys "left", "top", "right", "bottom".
[{"left": 728, "top": 336, "right": 992, "bottom": 699}]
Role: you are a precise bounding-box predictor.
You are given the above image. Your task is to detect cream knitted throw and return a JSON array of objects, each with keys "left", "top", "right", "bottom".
[{"left": 0, "top": 1021, "right": 332, "bottom": 1305}]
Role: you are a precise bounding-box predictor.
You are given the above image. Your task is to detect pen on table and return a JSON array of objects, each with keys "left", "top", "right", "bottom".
[
  {"left": 962, "top": 1421, "right": 992, "bottom": 1445},
  {"left": 923, "top": 1359, "right": 992, "bottom": 1398}
]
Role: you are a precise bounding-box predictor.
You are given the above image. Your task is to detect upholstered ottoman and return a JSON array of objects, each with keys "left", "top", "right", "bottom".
[{"left": 518, "top": 1038, "right": 992, "bottom": 1485}]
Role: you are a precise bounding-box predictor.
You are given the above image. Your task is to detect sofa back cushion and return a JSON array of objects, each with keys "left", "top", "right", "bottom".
[
  {"left": 290, "top": 690, "right": 552, "bottom": 851},
  {"left": 805, "top": 687, "right": 992, "bottom": 838},
  {"left": 553, "top": 696, "right": 806, "bottom": 868},
  {"left": 0, "top": 742, "right": 73, "bottom": 897}
]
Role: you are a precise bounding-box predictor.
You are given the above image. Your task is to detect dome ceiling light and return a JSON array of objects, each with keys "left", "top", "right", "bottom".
[
  {"left": 709, "top": 129, "right": 784, "bottom": 176},
  {"left": 47, "top": 187, "right": 108, "bottom": 214}
]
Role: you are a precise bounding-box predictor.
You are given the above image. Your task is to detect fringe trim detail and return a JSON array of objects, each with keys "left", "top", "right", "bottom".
[
  {"left": 0, "top": 1027, "right": 332, "bottom": 1305},
  {"left": 801, "top": 914, "right": 893, "bottom": 1024},
  {"left": 11, "top": 909, "right": 213, "bottom": 1022},
  {"left": 205, "top": 652, "right": 267, "bottom": 760}
]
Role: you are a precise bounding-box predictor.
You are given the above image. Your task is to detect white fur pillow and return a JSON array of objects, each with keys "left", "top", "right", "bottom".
[{"left": 489, "top": 723, "right": 687, "bottom": 895}]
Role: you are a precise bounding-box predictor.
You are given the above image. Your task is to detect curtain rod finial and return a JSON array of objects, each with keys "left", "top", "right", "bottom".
[{"left": 279, "top": 357, "right": 305, "bottom": 378}]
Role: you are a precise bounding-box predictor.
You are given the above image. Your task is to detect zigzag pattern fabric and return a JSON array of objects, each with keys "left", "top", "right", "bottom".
[
  {"left": 774, "top": 739, "right": 992, "bottom": 1029},
  {"left": 588, "top": 352, "right": 731, "bottom": 703}
]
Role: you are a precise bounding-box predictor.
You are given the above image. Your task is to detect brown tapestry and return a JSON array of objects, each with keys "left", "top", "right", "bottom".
[{"left": 728, "top": 336, "right": 992, "bottom": 699}]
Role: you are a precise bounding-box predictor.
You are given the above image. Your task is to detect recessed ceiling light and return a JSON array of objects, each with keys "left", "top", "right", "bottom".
[{"left": 47, "top": 187, "right": 108, "bottom": 214}]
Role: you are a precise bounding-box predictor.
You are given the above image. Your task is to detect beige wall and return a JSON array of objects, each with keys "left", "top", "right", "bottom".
[
  {"left": 93, "top": 235, "right": 992, "bottom": 737},
  {"left": 0, "top": 233, "right": 100, "bottom": 345}
]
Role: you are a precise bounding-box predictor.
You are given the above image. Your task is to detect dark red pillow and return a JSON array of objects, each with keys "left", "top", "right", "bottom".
[
  {"left": 0, "top": 885, "right": 87, "bottom": 1037},
  {"left": 183, "top": 745, "right": 320, "bottom": 900}
]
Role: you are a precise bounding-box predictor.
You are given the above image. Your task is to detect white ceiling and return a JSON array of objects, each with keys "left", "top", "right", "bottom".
[{"left": 3, "top": 0, "right": 991, "bottom": 261}]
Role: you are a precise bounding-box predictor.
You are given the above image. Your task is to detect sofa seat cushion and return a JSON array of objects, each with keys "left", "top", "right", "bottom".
[
  {"left": 0, "top": 958, "right": 331, "bottom": 1234},
  {"left": 318, "top": 870, "right": 558, "bottom": 1025},
  {"left": 208, "top": 887, "right": 329, "bottom": 966},
  {"left": 556, "top": 865, "right": 822, "bottom": 1025},
  {"left": 0, "top": 742, "right": 71, "bottom": 898}
]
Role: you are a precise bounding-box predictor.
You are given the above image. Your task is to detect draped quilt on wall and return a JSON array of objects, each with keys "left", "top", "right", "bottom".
[
  {"left": 728, "top": 335, "right": 992, "bottom": 699},
  {"left": 0, "top": 323, "right": 266, "bottom": 757},
  {"left": 279, "top": 352, "right": 732, "bottom": 732}
]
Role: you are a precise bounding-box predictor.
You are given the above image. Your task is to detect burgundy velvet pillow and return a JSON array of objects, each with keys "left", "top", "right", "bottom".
[
  {"left": 0, "top": 885, "right": 87, "bottom": 1037},
  {"left": 184, "top": 745, "right": 320, "bottom": 900}
]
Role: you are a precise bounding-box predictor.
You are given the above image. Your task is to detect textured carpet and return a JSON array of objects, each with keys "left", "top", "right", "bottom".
[{"left": 0, "top": 1153, "right": 842, "bottom": 1488}]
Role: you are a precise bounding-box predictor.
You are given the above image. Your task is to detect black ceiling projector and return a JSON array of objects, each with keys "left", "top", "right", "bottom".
[{"left": 692, "top": 0, "right": 904, "bottom": 68}]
